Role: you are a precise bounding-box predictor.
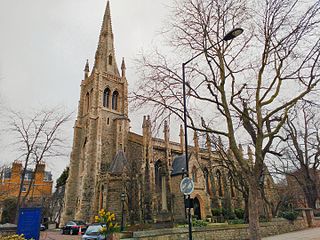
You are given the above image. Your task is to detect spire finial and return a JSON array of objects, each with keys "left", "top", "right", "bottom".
[
  {"left": 121, "top": 57, "right": 126, "bottom": 78},
  {"left": 193, "top": 131, "right": 199, "bottom": 152},
  {"left": 164, "top": 120, "right": 170, "bottom": 143},
  {"left": 84, "top": 59, "right": 90, "bottom": 79}
]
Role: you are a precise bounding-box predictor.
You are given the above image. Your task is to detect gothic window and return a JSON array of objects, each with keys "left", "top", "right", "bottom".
[
  {"left": 228, "top": 171, "right": 235, "bottom": 198},
  {"left": 109, "top": 54, "right": 113, "bottom": 65},
  {"left": 80, "top": 138, "right": 87, "bottom": 174},
  {"left": 112, "top": 91, "right": 119, "bottom": 110},
  {"left": 216, "top": 169, "right": 223, "bottom": 197},
  {"left": 204, "top": 167, "right": 210, "bottom": 194},
  {"left": 107, "top": 118, "right": 110, "bottom": 125},
  {"left": 155, "top": 160, "right": 162, "bottom": 192},
  {"left": 103, "top": 88, "right": 110, "bottom": 108},
  {"left": 84, "top": 92, "right": 90, "bottom": 114},
  {"left": 192, "top": 166, "right": 197, "bottom": 183}
]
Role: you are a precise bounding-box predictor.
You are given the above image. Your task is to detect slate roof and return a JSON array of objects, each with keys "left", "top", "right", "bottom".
[
  {"left": 171, "top": 155, "right": 187, "bottom": 176},
  {"left": 108, "top": 150, "right": 128, "bottom": 174}
]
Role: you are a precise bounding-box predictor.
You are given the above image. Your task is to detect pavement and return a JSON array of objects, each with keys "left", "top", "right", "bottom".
[
  {"left": 262, "top": 227, "right": 320, "bottom": 240},
  {"left": 40, "top": 230, "right": 81, "bottom": 240},
  {"left": 41, "top": 227, "right": 320, "bottom": 240}
]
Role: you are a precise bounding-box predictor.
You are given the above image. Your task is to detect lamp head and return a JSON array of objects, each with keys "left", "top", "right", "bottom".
[
  {"left": 121, "top": 192, "right": 125, "bottom": 201},
  {"left": 223, "top": 28, "right": 244, "bottom": 41}
]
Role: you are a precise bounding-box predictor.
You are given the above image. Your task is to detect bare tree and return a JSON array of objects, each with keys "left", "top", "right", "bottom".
[
  {"left": 131, "top": 0, "right": 320, "bottom": 239},
  {"left": 0, "top": 163, "right": 11, "bottom": 200},
  {"left": 272, "top": 101, "right": 320, "bottom": 209},
  {"left": 6, "top": 108, "right": 72, "bottom": 222}
]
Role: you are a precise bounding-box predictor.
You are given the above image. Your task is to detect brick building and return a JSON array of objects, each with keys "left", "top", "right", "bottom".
[
  {"left": 0, "top": 161, "right": 53, "bottom": 200},
  {"left": 286, "top": 169, "right": 320, "bottom": 210},
  {"left": 61, "top": 1, "right": 277, "bottom": 225}
]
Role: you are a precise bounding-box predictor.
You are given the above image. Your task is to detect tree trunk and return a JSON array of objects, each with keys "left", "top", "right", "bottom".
[
  {"left": 244, "top": 194, "right": 249, "bottom": 223},
  {"left": 303, "top": 177, "right": 318, "bottom": 209},
  {"left": 248, "top": 182, "right": 261, "bottom": 240}
]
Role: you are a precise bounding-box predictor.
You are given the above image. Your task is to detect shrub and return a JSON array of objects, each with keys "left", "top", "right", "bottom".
[
  {"left": 1, "top": 197, "right": 17, "bottom": 223},
  {"left": 228, "top": 219, "right": 245, "bottom": 224},
  {"left": 192, "top": 219, "right": 208, "bottom": 227},
  {"left": 259, "top": 215, "right": 268, "bottom": 222},
  {"left": 234, "top": 208, "right": 245, "bottom": 219},
  {"left": 222, "top": 208, "right": 236, "bottom": 220},
  {"left": 281, "top": 211, "right": 299, "bottom": 221},
  {"left": 211, "top": 208, "right": 222, "bottom": 216}
]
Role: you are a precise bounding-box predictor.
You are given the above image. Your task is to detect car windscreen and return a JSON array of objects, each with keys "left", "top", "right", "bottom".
[
  {"left": 74, "top": 220, "right": 86, "bottom": 225},
  {"left": 85, "top": 225, "right": 102, "bottom": 235}
]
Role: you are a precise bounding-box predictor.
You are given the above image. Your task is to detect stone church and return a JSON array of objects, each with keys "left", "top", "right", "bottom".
[{"left": 61, "top": 1, "right": 276, "bottom": 225}]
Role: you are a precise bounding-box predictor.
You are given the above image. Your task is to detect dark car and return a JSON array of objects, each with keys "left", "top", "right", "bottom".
[
  {"left": 61, "top": 220, "right": 87, "bottom": 235},
  {"left": 82, "top": 224, "right": 105, "bottom": 240}
]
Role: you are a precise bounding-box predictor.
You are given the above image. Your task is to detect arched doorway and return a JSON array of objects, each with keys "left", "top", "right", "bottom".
[{"left": 193, "top": 197, "right": 201, "bottom": 220}]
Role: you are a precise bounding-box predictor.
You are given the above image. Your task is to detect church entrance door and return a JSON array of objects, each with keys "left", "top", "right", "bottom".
[{"left": 193, "top": 197, "right": 201, "bottom": 220}]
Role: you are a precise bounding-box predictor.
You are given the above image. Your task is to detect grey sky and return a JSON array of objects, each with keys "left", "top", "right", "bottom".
[{"left": 0, "top": 0, "right": 172, "bottom": 181}]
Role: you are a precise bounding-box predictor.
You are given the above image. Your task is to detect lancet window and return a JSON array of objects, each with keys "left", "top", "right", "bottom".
[
  {"left": 112, "top": 91, "right": 119, "bottom": 110},
  {"left": 103, "top": 88, "right": 110, "bottom": 108}
]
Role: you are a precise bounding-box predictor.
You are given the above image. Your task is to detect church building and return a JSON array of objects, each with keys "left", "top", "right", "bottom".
[{"left": 61, "top": 1, "right": 275, "bottom": 226}]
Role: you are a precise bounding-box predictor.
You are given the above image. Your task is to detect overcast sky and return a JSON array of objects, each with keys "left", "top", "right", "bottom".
[{"left": 0, "top": 0, "right": 173, "bottom": 182}]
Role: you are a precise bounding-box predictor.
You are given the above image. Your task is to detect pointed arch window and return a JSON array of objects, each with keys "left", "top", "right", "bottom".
[
  {"left": 80, "top": 137, "right": 87, "bottom": 174},
  {"left": 112, "top": 91, "right": 119, "bottom": 110},
  {"left": 192, "top": 166, "right": 198, "bottom": 183},
  {"left": 228, "top": 171, "right": 235, "bottom": 198},
  {"left": 103, "top": 88, "right": 110, "bottom": 108},
  {"left": 84, "top": 92, "right": 90, "bottom": 114},
  {"left": 204, "top": 167, "right": 210, "bottom": 194},
  {"left": 216, "top": 169, "right": 223, "bottom": 197},
  {"left": 109, "top": 54, "right": 113, "bottom": 65},
  {"left": 155, "top": 160, "right": 162, "bottom": 192}
]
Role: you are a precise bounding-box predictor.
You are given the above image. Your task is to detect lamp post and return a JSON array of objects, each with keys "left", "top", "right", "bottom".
[
  {"left": 181, "top": 168, "right": 187, "bottom": 220},
  {"left": 181, "top": 28, "right": 243, "bottom": 240},
  {"left": 120, "top": 192, "right": 125, "bottom": 232}
]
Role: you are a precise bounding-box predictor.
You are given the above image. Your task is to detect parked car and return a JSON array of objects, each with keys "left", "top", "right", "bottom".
[
  {"left": 82, "top": 224, "right": 106, "bottom": 240},
  {"left": 61, "top": 220, "right": 87, "bottom": 235},
  {"left": 40, "top": 224, "right": 46, "bottom": 231}
]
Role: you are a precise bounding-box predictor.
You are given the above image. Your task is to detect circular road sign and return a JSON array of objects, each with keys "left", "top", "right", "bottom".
[{"left": 180, "top": 177, "right": 194, "bottom": 195}]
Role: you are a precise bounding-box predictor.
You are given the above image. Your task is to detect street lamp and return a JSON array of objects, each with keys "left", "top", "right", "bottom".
[
  {"left": 120, "top": 192, "right": 125, "bottom": 232},
  {"left": 181, "top": 28, "right": 243, "bottom": 240},
  {"left": 181, "top": 168, "right": 187, "bottom": 220}
]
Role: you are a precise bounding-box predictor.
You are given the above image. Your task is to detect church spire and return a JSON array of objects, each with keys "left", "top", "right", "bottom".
[{"left": 93, "top": 0, "right": 120, "bottom": 76}]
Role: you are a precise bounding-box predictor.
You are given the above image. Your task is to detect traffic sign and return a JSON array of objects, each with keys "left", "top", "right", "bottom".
[{"left": 180, "top": 177, "right": 194, "bottom": 195}]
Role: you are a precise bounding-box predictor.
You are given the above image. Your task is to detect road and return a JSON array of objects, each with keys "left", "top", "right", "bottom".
[
  {"left": 262, "top": 227, "right": 320, "bottom": 240},
  {"left": 40, "top": 230, "right": 81, "bottom": 240}
]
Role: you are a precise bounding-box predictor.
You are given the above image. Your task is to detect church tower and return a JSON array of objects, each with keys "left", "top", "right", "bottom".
[{"left": 61, "top": 0, "right": 129, "bottom": 224}]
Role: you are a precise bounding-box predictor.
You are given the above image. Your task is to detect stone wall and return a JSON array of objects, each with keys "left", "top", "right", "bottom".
[
  {"left": 0, "top": 227, "right": 16, "bottom": 237},
  {"left": 132, "top": 218, "right": 308, "bottom": 240}
]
